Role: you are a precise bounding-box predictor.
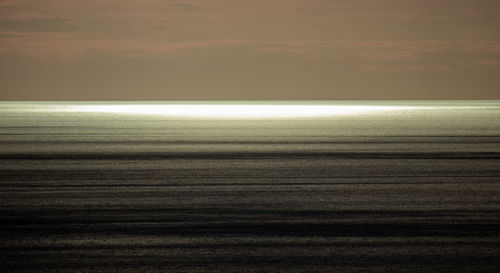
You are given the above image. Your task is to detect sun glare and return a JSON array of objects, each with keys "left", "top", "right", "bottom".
[{"left": 60, "top": 104, "right": 415, "bottom": 118}]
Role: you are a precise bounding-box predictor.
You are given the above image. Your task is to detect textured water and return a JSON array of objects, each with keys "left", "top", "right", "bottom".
[{"left": 1, "top": 101, "right": 500, "bottom": 272}]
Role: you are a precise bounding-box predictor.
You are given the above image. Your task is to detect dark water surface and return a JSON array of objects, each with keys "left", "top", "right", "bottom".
[{"left": 1, "top": 101, "right": 500, "bottom": 272}]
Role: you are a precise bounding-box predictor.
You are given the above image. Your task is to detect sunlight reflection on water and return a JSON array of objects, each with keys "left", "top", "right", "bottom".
[{"left": 60, "top": 104, "right": 418, "bottom": 118}]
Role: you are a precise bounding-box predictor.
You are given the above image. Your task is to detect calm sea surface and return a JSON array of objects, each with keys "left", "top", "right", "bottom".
[{"left": 1, "top": 101, "right": 500, "bottom": 272}]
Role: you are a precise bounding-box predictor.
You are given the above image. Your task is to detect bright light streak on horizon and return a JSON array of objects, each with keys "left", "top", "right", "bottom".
[{"left": 60, "top": 104, "right": 418, "bottom": 118}]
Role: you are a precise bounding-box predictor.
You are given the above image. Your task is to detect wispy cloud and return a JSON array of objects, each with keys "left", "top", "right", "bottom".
[
  {"left": 0, "top": 16, "right": 78, "bottom": 32},
  {"left": 0, "top": 0, "right": 499, "bottom": 99},
  {"left": 1, "top": 33, "right": 499, "bottom": 71}
]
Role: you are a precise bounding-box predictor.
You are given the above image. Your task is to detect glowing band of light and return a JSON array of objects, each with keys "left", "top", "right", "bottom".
[{"left": 61, "top": 104, "right": 416, "bottom": 118}]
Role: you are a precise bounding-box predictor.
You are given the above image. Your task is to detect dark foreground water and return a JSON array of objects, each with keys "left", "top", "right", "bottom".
[{"left": 1, "top": 101, "right": 500, "bottom": 272}]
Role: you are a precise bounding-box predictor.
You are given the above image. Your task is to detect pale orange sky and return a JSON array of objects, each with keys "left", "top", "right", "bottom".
[{"left": 1, "top": 0, "right": 500, "bottom": 100}]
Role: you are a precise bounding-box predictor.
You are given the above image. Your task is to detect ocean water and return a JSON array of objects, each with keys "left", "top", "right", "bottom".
[{"left": 1, "top": 101, "right": 499, "bottom": 272}]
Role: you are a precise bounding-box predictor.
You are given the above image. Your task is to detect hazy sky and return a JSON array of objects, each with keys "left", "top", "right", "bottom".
[{"left": 1, "top": 0, "right": 500, "bottom": 100}]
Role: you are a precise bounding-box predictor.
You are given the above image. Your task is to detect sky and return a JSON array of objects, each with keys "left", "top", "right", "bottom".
[{"left": 1, "top": 0, "right": 500, "bottom": 100}]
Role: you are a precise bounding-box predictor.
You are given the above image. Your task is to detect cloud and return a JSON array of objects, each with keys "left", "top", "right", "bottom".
[
  {"left": 0, "top": 16, "right": 78, "bottom": 32},
  {"left": 1, "top": 32, "right": 499, "bottom": 72},
  {"left": 167, "top": 2, "right": 202, "bottom": 12},
  {"left": 0, "top": 0, "right": 499, "bottom": 41},
  {"left": 0, "top": 0, "right": 499, "bottom": 99}
]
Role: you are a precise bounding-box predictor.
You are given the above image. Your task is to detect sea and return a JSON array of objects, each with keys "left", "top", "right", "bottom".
[{"left": 1, "top": 101, "right": 499, "bottom": 272}]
